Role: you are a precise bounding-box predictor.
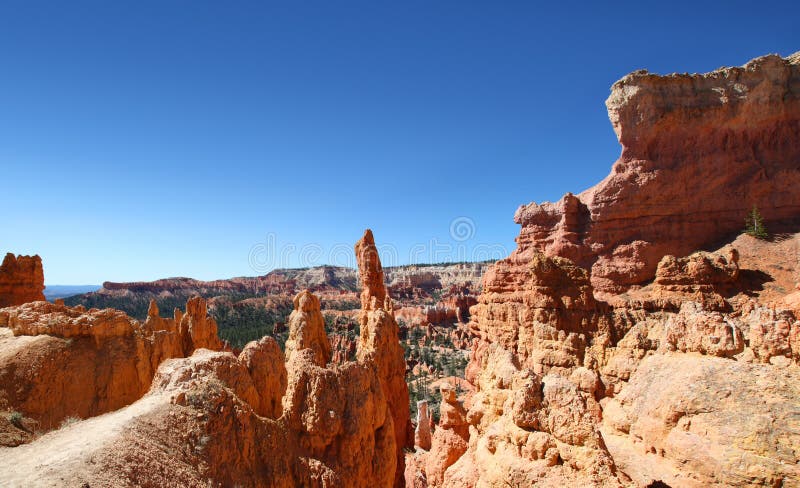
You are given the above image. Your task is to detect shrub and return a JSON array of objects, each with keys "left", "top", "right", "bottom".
[{"left": 8, "top": 411, "right": 23, "bottom": 427}]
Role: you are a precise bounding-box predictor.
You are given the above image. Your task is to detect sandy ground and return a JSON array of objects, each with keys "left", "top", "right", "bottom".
[{"left": 0, "top": 394, "right": 163, "bottom": 488}]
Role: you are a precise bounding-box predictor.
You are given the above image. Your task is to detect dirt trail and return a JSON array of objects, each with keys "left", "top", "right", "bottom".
[{"left": 0, "top": 393, "right": 164, "bottom": 487}]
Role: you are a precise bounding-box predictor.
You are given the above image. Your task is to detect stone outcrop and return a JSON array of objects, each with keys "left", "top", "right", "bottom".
[
  {"left": 281, "top": 308, "right": 397, "bottom": 486},
  {"left": 424, "top": 386, "right": 469, "bottom": 487},
  {"left": 649, "top": 246, "right": 740, "bottom": 310},
  {"left": 284, "top": 290, "right": 332, "bottom": 366},
  {"left": 356, "top": 229, "right": 412, "bottom": 486},
  {"left": 601, "top": 354, "right": 800, "bottom": 487},
  {"left": 239, "top": 336, "right": 287, "bottom": 418},
  {"left": 356, "top": 229, "right": 389, "bottom": 315},
  {"left": 181, "top": 296, "right": 224, "bottom": 351},
  {"left": 0, "top": 248, "right": 411, "bottom": 486},
  {"left": 431, "top": 53, "right": 800, "bottom": 488},
  {"left": 0, "top": 297, "right": 222, "bottom": 431},
  {"left": 513, "top": 52, "right": 800, "bottom": 293},
  {"left": 659, "top": 302, "right": 745, "bottom": 357},
  {"left": 654, "top": 247, "right": 739, "bottom": 293},
  {"left": 439, "top": 248, "right": 626, "bottom": 485},
  {"left": 741, "top": 302, "right": 800, "bottom": 364},
  {"left": 449, "top": 343, "right": 623, "bottom": 487},
  {"left": 415, "top": 400, "right": 432, "bottom": 450},
  {"left": 468, "top": 251, "right": 602, "bottom": 376},
  {"left": 0, "top": 342, "right": 395, "bottom": 488},
  {"left": 0, "top": 254, "right": 45, "bottom": 308}
]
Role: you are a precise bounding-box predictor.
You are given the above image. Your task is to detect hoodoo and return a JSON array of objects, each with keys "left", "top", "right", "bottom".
[
  {"left": 356, "top": 229, "right": 413, "bottom": 487},
  {"left": 0, "top": 253, "right": 45, "bottom": 308}
]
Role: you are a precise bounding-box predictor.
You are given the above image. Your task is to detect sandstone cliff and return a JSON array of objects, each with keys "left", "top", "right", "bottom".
[
  {"left": 0, "top": 253, "right": 45, "bottom": 308},
  {"left": 419, "top": 52, "right": 800, "bottom": 487},
  {"left": 514, "top": 52, "right": 800, "bottom": 294}
]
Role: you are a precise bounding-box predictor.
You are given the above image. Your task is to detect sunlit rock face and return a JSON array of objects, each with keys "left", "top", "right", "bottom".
[
  {"left": 0, "top": 232, "right": 414, "bottom": 487},
  {"left": 0, "top": 253, "right": 45, "bottom": 308},
  {"left": 427, "top": 52, "right": 800, "bottom": 488},
  {"left": 356, "top": 229, "right": 413, "bottom": 487},
  {"left": 0, "top": 296, "right": 222, "bottom": 431},
  {"left": 514, "top": 52, "right": 800, "bottom": 294}
]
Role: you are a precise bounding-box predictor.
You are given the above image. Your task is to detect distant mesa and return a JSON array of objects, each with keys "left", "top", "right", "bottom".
[{"left": 43, "top": 284, "right": 101, "bottom": 300}]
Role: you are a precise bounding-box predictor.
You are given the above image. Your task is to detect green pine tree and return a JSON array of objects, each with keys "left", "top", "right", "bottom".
[{"left": 745, "top": 205, "right": 768, "bottom": 240}]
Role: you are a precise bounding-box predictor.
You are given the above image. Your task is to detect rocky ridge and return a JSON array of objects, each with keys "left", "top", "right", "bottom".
[
  {"left": 0, "top": 296, "right": 222, "bottom": 433},
  {"left": 406, "top": 52, "right": 800, "bottom": 487},
  {"left": 0, "top": 230, "right": 413, "bottom": 486}
]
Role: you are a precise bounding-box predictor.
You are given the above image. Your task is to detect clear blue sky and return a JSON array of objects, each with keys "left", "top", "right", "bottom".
[{"left": 1, "top": 1, "right": 797, "bottom": 284}]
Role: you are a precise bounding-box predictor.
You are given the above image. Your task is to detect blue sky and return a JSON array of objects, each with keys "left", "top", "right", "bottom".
[{"left": 1, "top": 1, "right": 797, "bottom": 284}]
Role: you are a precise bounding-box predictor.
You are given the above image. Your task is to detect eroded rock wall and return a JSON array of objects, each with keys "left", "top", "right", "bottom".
[
  {"left": 0, "top": 297, "right": 221, "bottom": 430},
  {"left": 0, "top": 253, "right": 45, "bottom": 308},
  {"left": 429, "top": 52, "right": 800, "bottom": 488},
  {"left": 514, "top": 52, "right": 800, "bottom": 293}
]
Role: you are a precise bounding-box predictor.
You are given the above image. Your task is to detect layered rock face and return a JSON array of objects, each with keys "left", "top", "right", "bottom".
[
  {"left": 423, "top": 53, "right": 800, "bottom": 488},
  {"left": 449, "top": 257, "right": 624, "bottom": 486},
  {"left": 514, "top": 52, "right": 800, "bottom": 293},
  {"left": 0, "top": 297, "right": 222, "bottom": 431},
  {"left": 0, "top": 254, "right": 45, "bottom": 308},
  {"left": 468, "top": 252, "right": 603, "bottom": 375}
]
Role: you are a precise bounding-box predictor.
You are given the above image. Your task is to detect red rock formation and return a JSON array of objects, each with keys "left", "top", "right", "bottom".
[
  {"left": 424, "top": 386, "right": 469, "bottom": 487},
  {"left": 283, "top": 342, "right": 396, "bottom": 486},
  {"left": 742, "top": 303, "right": 800, "bottom": 364},
  {"left": 0, "top": 285, "right": 406, "bottom": 487},
  {"left": 329, "top": 330, "right": 357, "bottom": 364},
  {"left": 451, "top": 341, "right": 622, "bottom": 486},
  {"left": 0, "top": 297, "right": 222, "bottom": 431},
  {"left": 513, "top": 53, "right": 800, "bottom": 293},
  {"left": 468, "top": 252, "right": 602, "bottom": 376},
  {"left": 0, "top": 253, "right": 45, "bottom": 308},
  {"left": 239, "top": 336, "right": 287, "bottom": 418},
  {"left": 660, "top": 302, "right": 745, "bottom": 357},
  {"left": 601, "top": 354, "right": 800, "bottom": 487},
  {"left": 284, "top": 290, "right": 332, "bottom": 366},
  {"left": 444, "top": 53, "right": 800, "bottom": 487},
  {"left": 356, "top": 229, "right": 412, "bottom": 486},
  {"left": 654, "top": 247, "right": 739, "bottom": 292},
  {"left": 356, "top": 229, "right": 388, "bottom": 314},
  {"left": 181, "top": 296, "right": 223, "bottom": 351},
  {"left": 414, "top": 400, "right": 432, "bottom": 450},
  {"left": 440, "top": 285, "right": 478, "bottom": 324}
]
